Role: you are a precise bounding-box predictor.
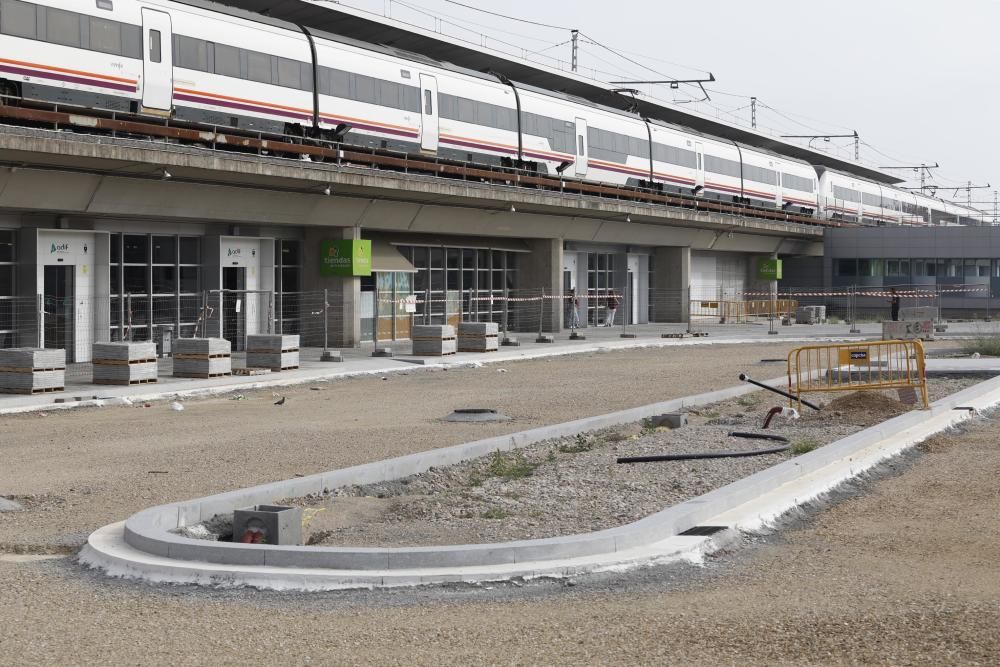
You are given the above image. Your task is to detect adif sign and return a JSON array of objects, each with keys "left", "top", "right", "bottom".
[{"left": 320, "top": 240, "right": 372, "bottom": 277}]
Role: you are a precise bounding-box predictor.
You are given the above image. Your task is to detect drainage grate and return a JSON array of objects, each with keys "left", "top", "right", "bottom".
[
  {"left": 445, "top": 408, "right": 511, "bottom": 423},
  {"left": 678, "top": 525, "right": 728, "bottom": 537}
]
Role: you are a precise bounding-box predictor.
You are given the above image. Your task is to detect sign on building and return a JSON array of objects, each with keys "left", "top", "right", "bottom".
[
  {"left": 757, "top": 258, "right": 783, "bottom": 281},
  {"left": 320, "top": 240, "right": 372, "bottom": 277}
]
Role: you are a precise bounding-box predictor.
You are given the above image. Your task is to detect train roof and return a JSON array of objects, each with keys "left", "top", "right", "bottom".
[{"left": 204, "top": 0, "right": 903, "bottom": 185}]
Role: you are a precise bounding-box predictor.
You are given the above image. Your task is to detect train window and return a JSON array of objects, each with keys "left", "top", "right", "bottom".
[
  {"left": 214, "top": 44, "right": 239, "bottom": 77},
  {"left": 330, "top": 68, "right": 349, "bottom": 97},
  {"left": 246, "top": 51, "right": 271, "bottom": 84},
  {"left": 378, "top": 81, "right": 398, "bottom": 108},
  {"left": 89, "top": 16, "right": 120, "bottom": 55},
  {"left": 402, "top": 86, "right": 420, "bottom": 112},
  {"left": 577, "top": 135, "right": 584, "bottom": 157},
  {"left": 149, "top": 29, "right": 161, "bottom": 63},
  {"left": 121, "top": 23, "right": 140, "bottom": 58},
  {"left": 1, "top": 0, "right": 36, "bottom": 39},
  {"left": 46, "top": 7, "right": 81, "bottom": 48},
  {"left": 475, "top": 102, "right": 496, "bottom": 128},
  {"left": 457, "top": 98, "right": 474, "bottom": 123},
  {"left": 175, "top": 35, "right": 208, "bottom": 71},
  {"left": 424, "top": 89, "right": 433, "bottom": 115},
  {"left": 277, "top": 57, "right": 301, "bottom": 89},
  {"left": 354, "top": 74, "right": 376, "bottom": 104},
  {"left": 96, "top": 0, "right": 113, "bottom": 9}
]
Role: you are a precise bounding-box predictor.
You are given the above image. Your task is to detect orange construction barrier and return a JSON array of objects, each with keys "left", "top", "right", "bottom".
[{"left": 787, "top": 339, "right": 929, "bottom": 409}]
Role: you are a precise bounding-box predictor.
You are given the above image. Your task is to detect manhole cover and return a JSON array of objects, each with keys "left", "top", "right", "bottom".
[{"left": 445, "top": 408, "right": 511, "bottom": 423}]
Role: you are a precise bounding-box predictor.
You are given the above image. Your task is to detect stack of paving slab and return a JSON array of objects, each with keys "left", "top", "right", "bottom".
[
  {"left": 173, "top": 337, "right": 232, "bottom": 378},
  {"left": 0, "top": 348, "right": 65, "bottom": 394},
  {"left": 457, "top": 321, "right": 499, "bottom": 352},
  {"left": 412, "top": 324, "right": 456, "bottom": 356},
  {"left": 246, "top": 334, "right": 299, "bottom": 371},
  {"left": 92, "top": 342, "right": 158, "bottom": 385},
  {"left": 795, "top": 305, "right": 826, "bottom": 325}
]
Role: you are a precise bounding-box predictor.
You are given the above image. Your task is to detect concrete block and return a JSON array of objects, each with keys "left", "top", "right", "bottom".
[
  {"left": 173, "top": 337, "right": 231, "bottom": 356},
  {"left": 0, "top": 347, "right": 65, "bottom": 369},
  {"left": 246, "top": 350, "right": 299, "bottom": 370},
  {"left": 246, "top": 334, "right": 300, "bottom": 352},
  {"left": 412, "top": 325, "right": 457, "bottom": 356},
  {"left": 457, "top": 322, "right": 499, "bottom": 352},
  {"left": 232, "top": 505, "right": 303, "bottom": 546},
  {"left": 882, "top": 320, "right": 934, "bottom": 341},
  {"left": 647, "top": 413, "right": 687, "bottom": 429},
  {"left": 900, "top": 306, "right": 938, "bottom": 321},
  {"left": 92, "top": 341, "right": 156, "bottom": 361}
]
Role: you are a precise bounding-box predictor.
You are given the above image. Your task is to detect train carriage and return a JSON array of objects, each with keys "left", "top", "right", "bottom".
[{"left": 0, "top": 0, "right": 981, "bottom": 230}]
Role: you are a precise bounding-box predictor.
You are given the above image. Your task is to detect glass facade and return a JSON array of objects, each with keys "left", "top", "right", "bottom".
[
  {"left": 110, "top": 233, "right": 202, "bottom": 341},
  {"left": 586, "top": 253, "right": 615, "bottom": 325},
  {"left": 394, "top": 245, "right": 519, "bottom": 327},
  {"left": 274, "top": 239, "right": 302, "bottom": 334},
  {"left": 0, "top": 229, "right": 15, "bottom": 347},
  {"left": 833, "top": 256, "right": 1000, "bottom": 295}
]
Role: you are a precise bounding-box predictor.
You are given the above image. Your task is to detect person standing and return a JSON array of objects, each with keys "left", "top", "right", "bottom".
[
  {"left": 568, "top": 288, "right": 581, "bottom": 329},
  {"left": 605, "top": 291, "right": 620, "bottom": 326},
  {"left": 889, "top": 287, "right": 901, "bottom": 321}
]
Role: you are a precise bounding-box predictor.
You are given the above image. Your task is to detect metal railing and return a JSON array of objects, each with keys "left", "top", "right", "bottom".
[{"left": 788, "top": 339, "right": 929, "bottom": 409}]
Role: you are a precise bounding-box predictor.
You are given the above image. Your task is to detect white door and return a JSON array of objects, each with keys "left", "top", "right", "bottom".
[
  {"left": 574, "top": 117, "right": 588, "bottom": 176},
  {"left": 140, "top": 9, "right": 173, "bottom": 112},
  {"left": 419, "top": 74, "right": 438, "bottom": 152},
  {"left": 694, "top": 142, "right": 705, "bottom": 193},
  {"left": 774, "top": 161, "right": 783, "bottom": 208}
]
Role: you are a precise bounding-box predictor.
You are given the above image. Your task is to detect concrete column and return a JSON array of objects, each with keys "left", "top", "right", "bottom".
[
  {"left": 301, "top": 226, "right": 361, "bottom": 347},
  {"left": 652, "top": 246, "right": 690, "bottom": 323},
  {"left": 518, "top": 238, "right": 563, "bottom": 332}
]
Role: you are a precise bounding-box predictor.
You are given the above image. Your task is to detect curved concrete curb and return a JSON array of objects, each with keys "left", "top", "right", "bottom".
[{"left": 80, "top": 375, "right": 1000, "bottom": 590}]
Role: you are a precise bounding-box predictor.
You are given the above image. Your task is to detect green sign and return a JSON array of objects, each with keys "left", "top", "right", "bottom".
[
  {"left": 320, "top": 240, "right": 372, "bottom": 277},
  {"left": 757, "top": 258, "right": 783, "bottom": 281}
]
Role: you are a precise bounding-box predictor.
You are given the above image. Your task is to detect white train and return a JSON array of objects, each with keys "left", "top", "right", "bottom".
[{"left": 0, "top": 0, "right": 981, "bottom": 226}]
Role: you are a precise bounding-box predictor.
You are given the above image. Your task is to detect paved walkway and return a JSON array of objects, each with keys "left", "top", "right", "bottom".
[{"left": 1, "top": 320, "right": 993, "bottom": 415}]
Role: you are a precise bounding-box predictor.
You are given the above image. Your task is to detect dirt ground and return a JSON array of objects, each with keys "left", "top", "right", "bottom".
[
  {"left": 2, "top": 340, "right": 999, "bottom": 665},
  {"left": 0, "top": 342, "right": 803, "bottom": 552}
]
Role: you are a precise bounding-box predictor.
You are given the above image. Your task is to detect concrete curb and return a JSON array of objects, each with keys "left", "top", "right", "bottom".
[{"left": 80, "top": 374, "right": 1000, "bottom": 590}]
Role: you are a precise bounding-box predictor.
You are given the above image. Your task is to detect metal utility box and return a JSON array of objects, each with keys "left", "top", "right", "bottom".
[
  {"left": 232, "top": 504, "right": 302, "bottom": 546},
  {"left": 156, "top": 325, "right": 173, "bottom": 358}
]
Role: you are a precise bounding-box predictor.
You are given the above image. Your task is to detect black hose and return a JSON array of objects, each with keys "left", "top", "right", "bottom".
[
  {"left": 618, "top": 443, "right": 789, "bottom": 464},
  {"left": 727, "top": 431, "right": 790, "bottom": 443},
  {"left": 739, "top": 373, "right": 821, "bottom": 411}
]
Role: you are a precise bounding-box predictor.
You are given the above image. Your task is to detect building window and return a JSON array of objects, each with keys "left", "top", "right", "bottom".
[
  {"left": 394, "top": 245, "right": 519, "bottom": 329},
  {"left": 587, "top": 253, "right": 616, "bottom": 325},
  {"left": 274, "top": 239, "right": 302, "bottom": 334}
]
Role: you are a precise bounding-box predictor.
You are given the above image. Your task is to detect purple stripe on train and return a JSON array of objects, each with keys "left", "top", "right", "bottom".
[{"left": 0, "top": 64, "right": 135, "bottom": 93}]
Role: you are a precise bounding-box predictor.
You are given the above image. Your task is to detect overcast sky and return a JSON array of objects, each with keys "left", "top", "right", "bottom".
[{"left": 342, "top": 0, "right": 998, "bottom": 217}]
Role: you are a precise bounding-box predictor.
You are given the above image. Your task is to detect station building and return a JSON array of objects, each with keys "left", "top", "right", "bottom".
[{"left": 0, "top": 0, "right": 946, "bottom": 361}]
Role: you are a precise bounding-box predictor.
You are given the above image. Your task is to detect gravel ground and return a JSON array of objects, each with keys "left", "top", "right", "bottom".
[
  {"left": 291, "top": 377, "right": 978, "bottom": 547},
  {"left": 1, "top": 340, "right": 998, "bottom": 665},
  {"left": 0, "top": 342, "right": 803, "bottom": 553}
]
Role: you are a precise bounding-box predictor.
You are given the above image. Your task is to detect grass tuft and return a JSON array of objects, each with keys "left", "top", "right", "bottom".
[{"left": 790, "top": 438, "right": 819, "bottom": 455}]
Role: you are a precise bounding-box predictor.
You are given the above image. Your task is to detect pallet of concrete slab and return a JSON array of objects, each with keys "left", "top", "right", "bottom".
[
  {"left": 172, "top": 337, "right": 232, "bottom": 378},
  {"left": 92, "top": 341, "right": 158, "bottom": 385},
  {"left": 246, "top": 334, "right": 300, "bottom": 371},
  {"left": 457, "top": 321, "right": 499, "bottom": 352},
  {"left": 795, "top": 305, "right": 827, "bottom": 325},
  {"left": 0, "top": 347, "right": 65, "bottom": 394},
  {"left": 412, "top": 324, "right": 457, "bottom": 356}
]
